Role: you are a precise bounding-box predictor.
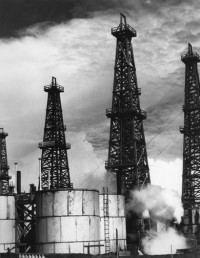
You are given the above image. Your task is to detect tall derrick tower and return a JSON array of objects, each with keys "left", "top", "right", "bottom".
[
  {"left": 0, "top": 128, "right": 11, "bottom": 195},
  {"left": 106, "top": 14, "right": 150, "bottom": 195},
  {"left": 39, "top": 77, "right": 72, "bottom": 189},
  {"left": 106, "top": 14, "right": 151, "bottom": 249},
  {"left": 180, "top": 43, "right": 200, "bottom": 241}
]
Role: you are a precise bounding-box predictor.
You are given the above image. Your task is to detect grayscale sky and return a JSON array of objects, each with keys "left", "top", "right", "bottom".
[{"left": 0, "top": 0, "right": 199, "bottom": 193}]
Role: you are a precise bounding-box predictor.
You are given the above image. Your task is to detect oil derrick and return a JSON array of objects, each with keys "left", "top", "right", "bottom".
[
  {"left": 180, "top": 43, "right": 200, "bottom": 243},
  {"left": 105, "top": 14, "right": 151, "bottom": 249},
  {"left": 106, "top": 14, "right": 150, "bottom": 196},
  {"left": 0, "top": 128, "right": 11, "bottom": 195},
  {"left": 39, "top": 77, "right": 72, "bottom": 190}
]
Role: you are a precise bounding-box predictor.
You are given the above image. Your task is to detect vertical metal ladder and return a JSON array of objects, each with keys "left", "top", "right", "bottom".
[{"left": 103, "top": 187, "right": 110, "bottom": 253}]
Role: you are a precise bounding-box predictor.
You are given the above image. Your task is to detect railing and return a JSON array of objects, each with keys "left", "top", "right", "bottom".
[
  {"left": 182, "top": 104, "right": 200, "bottom": 111},
  {"left": 19, "top": 254, "right": 46, "bottom": 258},
  {"left": 106, "top": 109, "right": 112, "bottom": 117},
  {"left": 0, "top": 131, "right": 8, "bottom": 137},
  {"left": 179, "top": 126, "right": 200, "bottom": 134},
  {"left": 1, "top": 164, "right": 10, "bottom": 170},
  {"left": 0, "top": 174, "right": 11, "bottom": 180},
  {"left": 38, "top": 141, "right": 55, "bottom": 148},
  {"left": 111, "top": 23, "right": 136, "bottom": 36},
  {"left": 140, "top": 109, "right": 147, "bottom": 118},
  {"left": 106, "top": 108, "right": 147, "bottom": 118},
  {"left": 38, "top": 141, "right": 71, "bottom": 149},
  {"left": 105, "top": 160, "right": 136, "bottom": 169},
  {"left": 181, "top": 51, "right": 200, "bottom": 61},
  {"left": 105, "top": 160, "right": 108, "bottom": 168},
  {"left": 137, "top": 88, "right": 141, "bottom": 95},
  {"left": 66, "top": 143, "right": 71, "bottom": 149},
  {"left": 179, "top": 126, "right": 184, "bottom": 133},
  {"left": 44, "top": 84, "right": 64, "bottom": 92}
]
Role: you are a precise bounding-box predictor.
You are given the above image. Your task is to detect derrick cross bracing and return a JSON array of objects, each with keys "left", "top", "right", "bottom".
[
  {"left": 39, "top": 77, "right": 72, "bottom": 190},
  {"left": 180, "top": 43, "right": 200, "bottom": 210},
  {"left": 106, "top": 14, "right": 150, "bottom": 195},
  {"left": 0, "top": 128, "right": 11, "bottom": 195},
  {"left": 15, "top": 185, "right": 36, "bottom": 253}
]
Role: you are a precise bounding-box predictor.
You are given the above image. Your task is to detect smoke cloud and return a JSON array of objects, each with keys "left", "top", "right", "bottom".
[
  {"left": 142, "top": 227, "right": 187, "bottom": 255},
  {"left": 127, "top": 184, "right": 183, "bottom": 223},
  {"left": 126, "top": 184, "right": 188, "bottom": 254}
]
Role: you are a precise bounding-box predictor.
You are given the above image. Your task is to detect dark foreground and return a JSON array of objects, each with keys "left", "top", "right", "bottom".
[{"left": 1, "top": 253, "right": 200, "bottom": 258}]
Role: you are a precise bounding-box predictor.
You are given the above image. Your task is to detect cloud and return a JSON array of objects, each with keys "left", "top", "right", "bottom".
[
  {"left": 1, "top": 1, "right": 200, "bottom": 193},
  {"left": 67, "top": 131, "right": 107, "bottom": 191},
  {"left": 149, "top": 158, "right": 182, "bottom": 195},
  {"left": 0, "top": 15, "right": 117, "bottom": 191},
  {"left": 9, "top": 130, "right": 112, "bottom": 193},
  {"left": 0, "top": 0, "right": 138, "bottom": 38},
  {"left": 1, "top": 0, "right": 198, "bottom": 40}
]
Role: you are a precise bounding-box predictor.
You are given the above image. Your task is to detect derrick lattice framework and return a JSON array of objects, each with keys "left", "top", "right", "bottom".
[
  {"left": 106, "top": 14, "right": 150, "bottom": 195},
  {"left": 39, "top": 77, "right": 72, "bottom": 190},
  {"left": 180, "top": 43, "right": 200, "bottom": 211},
  {"left": 0, "top": 128, "right": 11, "bottom": 195}
]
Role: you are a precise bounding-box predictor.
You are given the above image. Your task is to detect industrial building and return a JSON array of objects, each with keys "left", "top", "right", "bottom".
[{"left": 1, "top": 13, "right": 200, "bottom": 258}]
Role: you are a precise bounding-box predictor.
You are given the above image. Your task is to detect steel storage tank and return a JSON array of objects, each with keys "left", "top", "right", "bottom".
[
  {"left": 0, "top": 195, "right": 15, "bottom": 252},
  {"left": 99, "top": 194, "right": 126, "bottom": 254},
  {"left": 36, "top": 189, "right": 100, "bottom": 254}
]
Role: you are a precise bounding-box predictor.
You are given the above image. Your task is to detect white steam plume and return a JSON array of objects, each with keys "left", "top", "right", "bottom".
[
  {"left": 142, "top": 227, "right": 187, "bottom": 255},
  {"left": 126, "top": 184, "right": 188, "bottom": 254},
  {"left": 127, "top": 184, "right": 183, "bottom": 223}
]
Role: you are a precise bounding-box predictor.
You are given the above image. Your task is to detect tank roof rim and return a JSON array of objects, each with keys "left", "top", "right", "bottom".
[{"left": 36, "top": 188, "right": 100, "bottom": 193}]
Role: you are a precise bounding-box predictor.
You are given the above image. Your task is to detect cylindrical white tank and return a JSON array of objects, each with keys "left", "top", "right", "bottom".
[
  {"left": 99, "top": 194, "right": 127, "bottom": 254},
  {"left": 36, "top": 189, "right": 100, "bottom": 254},
  {"left": 0, "top": 195, "right": 15, "bottom": 252}
]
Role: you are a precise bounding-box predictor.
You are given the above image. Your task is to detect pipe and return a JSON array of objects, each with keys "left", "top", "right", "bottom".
[{"left": 17, "top": 171, "right": 21, "bottom": 194}]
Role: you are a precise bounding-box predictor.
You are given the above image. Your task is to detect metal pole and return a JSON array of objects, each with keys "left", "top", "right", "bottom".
[
  {"left": 116, "top": 228, "right": 118, "bottom": 253},
  {"left": 14, "top": 162, "right": 18, "bottom": 172},
  {"left": 171, "top": 245, "right": 173, "bottom": 258},
  {"left": 116, "top": 228, "right": 119, "bottom": 258},
  {"left": 15, "top": 162, "right": 18, "bottom": 193},
  {"left": 38, "top": 158, "right": 41, "bottom": 190},
  {"left": 17, "top": 171, "right": 21, "bottom": 194}
]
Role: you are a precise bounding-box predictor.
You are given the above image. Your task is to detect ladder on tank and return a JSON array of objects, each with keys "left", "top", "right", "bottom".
[{"left": 103, "top": 187, "right": 110, "bottom": 253}]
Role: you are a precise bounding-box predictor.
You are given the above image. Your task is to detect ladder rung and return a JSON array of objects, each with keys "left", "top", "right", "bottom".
[{"left": 103, "top": 191, "right": 110, "bottom": 253}]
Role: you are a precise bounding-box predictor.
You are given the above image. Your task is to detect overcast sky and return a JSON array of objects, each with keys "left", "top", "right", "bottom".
[{"left": 0, "top": 0, "right": 199, "bottom": 193}]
